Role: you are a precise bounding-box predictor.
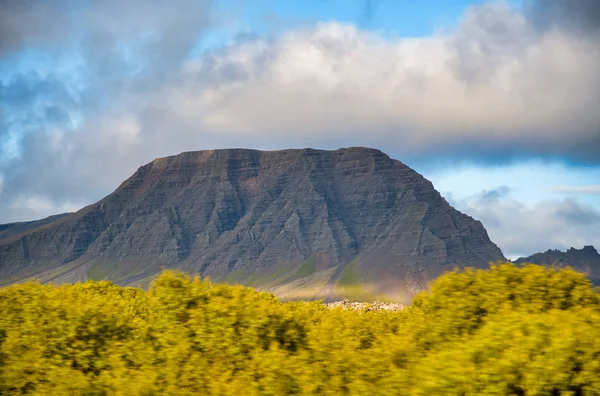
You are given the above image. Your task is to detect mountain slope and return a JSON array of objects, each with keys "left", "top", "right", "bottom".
[
  {"left": 515, "top": 246, "right": 600, "bottom": 285},
  {"left": 0, "top": 148, "right": 505, "bottom": 301}
]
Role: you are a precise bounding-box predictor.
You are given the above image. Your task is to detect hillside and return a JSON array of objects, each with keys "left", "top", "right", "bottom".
[{"left": 0, "top": 147, "right": 505, "bottom": 301}]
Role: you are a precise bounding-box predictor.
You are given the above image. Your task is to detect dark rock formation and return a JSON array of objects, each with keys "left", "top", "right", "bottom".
[
  {"left": 515, "top": 245, "right": 600, "bottom": 285},
  {"left": 0, "top": 148, "right": 505, "bottom": 301}
]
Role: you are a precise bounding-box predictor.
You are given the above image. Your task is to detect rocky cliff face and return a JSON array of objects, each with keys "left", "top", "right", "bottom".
[
  {"left": 515, "top": 246, "right": 600, "bottom": 285},
  {"left": 0, "top": 148, "right": 505, "bottom": 301}
]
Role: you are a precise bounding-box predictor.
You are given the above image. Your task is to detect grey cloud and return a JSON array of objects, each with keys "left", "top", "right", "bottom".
[
  {"left": 0, "top": 0, "right": 213, "bottom": 58},
  {"left": 0, "top": 0, "right": 214, "bottom": 222},
  {"left": 451, "top": 2, "right": 536, "bottom": 83},
  {"left": 1, "top": 0, "right": 213, "bottom": 126},
  {"left": 526, "top": 0, "right": 600, "bottom": 34},
  {"left": 555, "top": 200, "right": 600, "bottom": 226},
  {"left": 480, "top": 186, "right": 512, "bottom": 202},
  {"left": 0, "top": 0, "right": 71, "bottom": 56},
  {"left": 550, "top": 185, "right": 600, "bottom": 195}
]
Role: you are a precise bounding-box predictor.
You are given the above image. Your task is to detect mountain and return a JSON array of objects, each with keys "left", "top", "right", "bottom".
[
  {"left": 515, "top": 246, "right": 600, "bottom": 285},
  {"left": 0, "top": 147, "right": 505, "bottom": 302}
]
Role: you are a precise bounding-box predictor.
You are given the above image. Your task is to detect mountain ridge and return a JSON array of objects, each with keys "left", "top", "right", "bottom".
[{"left": 515, "top": 245, "right": 600, "bottom": 285}]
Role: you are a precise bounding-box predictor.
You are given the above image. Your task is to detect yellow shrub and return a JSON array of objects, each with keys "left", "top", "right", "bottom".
[{"left": 0, "top": 264, "right": 599, "bottom": 395}]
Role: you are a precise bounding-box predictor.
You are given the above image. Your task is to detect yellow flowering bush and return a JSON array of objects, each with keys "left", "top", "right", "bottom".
[{"left": 1, "top": 263, "right": 599, "bottom": 395}]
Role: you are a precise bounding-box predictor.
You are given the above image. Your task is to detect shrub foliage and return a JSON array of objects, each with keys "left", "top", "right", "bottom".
[{"left": 1, "top": 263, "right": 600, "bottom": 395}]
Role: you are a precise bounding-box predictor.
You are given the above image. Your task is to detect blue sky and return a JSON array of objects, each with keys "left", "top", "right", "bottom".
[
  {"left": 195, "top": 0, "right": 524, "bottom": 55},
  {"left": 212, "top": 0, "right": 509, "bottom": 36},
  {"left": 1, "top": 0, "right": 599, "bottom": 258}
]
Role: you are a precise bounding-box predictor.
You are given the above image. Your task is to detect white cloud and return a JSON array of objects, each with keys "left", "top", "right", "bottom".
[
  {"left": 103, "top": 116, "right": 142, "bottom": 152},
  {"left": 167, "top": 2, "right": 599, "bottom": 159},
  {"left": 8, "top": 195, "right": 83, "bottom": 222}
]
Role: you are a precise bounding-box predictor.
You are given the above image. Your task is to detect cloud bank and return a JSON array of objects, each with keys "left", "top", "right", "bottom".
[{"left": 169, "top": 0, "right": 600, "bottom": 163}]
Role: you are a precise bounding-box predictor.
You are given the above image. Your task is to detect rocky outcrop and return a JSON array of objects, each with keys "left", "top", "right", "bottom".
[
  {"left": 0, "top": 148, "right": 505, "bottom": 301},
  {"left": 515, "top": 245, "right": 600, "bottom": 285}
]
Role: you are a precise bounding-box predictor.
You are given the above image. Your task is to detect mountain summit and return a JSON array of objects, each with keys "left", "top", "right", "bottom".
[{"left": 0, "top": 148, "right": 505, "bottom": 301}]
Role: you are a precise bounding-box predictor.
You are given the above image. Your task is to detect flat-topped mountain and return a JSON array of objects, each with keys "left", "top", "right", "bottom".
[
  {"left": 0, "top": 147, "right": 505, "bottom": 301},
  {"left": 515, "top": 245, "right": 600, "bottom": 285}
]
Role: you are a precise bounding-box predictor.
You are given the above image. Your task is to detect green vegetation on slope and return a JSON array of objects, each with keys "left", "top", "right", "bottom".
[
  {"left": 236, "top": 257, "right": 317, "bottom": 289},
  {"left": 1, "top": 263, "right": 600, "bottom": 395},
  {"left": 294, "top": 256, "right": 316, "bottom": 279},
  {"left": 220, "top": 261, "right": 251, "bottom": 284},
  {"left": 88, "top": 261, "right": 119, "bottom": 281},
  {"left": 337, "top": 258, "right": 362, "bottom": 286}
]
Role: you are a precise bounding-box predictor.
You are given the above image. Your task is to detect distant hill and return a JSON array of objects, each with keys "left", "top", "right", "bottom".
[
  {"left": 0, "top": 213, "right": 71, "bottom": 242},
  {"left": 0, "top": 147, "right": 505, "bottom": 302},
  {"left": 515, "top": 245, "right": 600, "bottom": 285}
]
